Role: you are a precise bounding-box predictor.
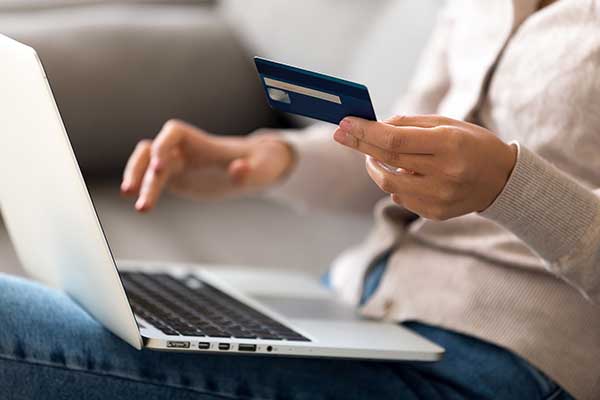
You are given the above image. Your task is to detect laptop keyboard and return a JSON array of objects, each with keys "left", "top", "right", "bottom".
[{"left": 120, "top": 271, "right": 310, "bottom": 342}]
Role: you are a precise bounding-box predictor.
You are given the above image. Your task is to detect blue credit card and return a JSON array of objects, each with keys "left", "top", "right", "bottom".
[{"left": 254, "top": 57, "right": 377, "bottom": 125}]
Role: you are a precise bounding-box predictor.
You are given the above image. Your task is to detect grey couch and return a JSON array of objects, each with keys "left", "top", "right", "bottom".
[{"left": 0, "top": 0, "right": 439, "bottom": 278}]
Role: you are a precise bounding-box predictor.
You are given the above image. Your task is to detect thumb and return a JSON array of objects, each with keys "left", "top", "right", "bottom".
[
  {"left": 227, "top": 150, "right": 272, "bottom": 187},
  {"left": 227, "top": 158, "right": 252, "bottom": 185},
  {"left": 227, "top": 139, "right": 292, "bottom": 187}
]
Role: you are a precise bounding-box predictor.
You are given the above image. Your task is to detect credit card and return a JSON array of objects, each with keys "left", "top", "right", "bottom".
[{"left": 254, "top": 57, "right": 377, "bottom": 125}]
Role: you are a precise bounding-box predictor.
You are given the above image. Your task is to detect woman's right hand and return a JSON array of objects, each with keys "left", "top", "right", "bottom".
[{"left": 120, "top": 119, "right": 295, "bottom": 212}]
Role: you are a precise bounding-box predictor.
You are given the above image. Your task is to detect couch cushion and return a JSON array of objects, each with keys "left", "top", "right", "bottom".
[{"left": 1, "top": 182, "right": 372, "bottom": 278}]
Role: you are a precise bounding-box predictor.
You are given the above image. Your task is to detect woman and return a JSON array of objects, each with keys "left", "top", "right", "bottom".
[{"left": 2, "top": 0, "right": 597, "bottom": 399}]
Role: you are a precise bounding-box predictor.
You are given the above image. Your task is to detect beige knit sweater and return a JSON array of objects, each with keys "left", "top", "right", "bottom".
[{"left": 270, "top": 1, "right": 600, "bottom": 399}]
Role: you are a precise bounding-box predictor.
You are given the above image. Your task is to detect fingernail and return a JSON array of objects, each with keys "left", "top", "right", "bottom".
[
  {"left": 333, "top": 129, "right": 349, "bottom": 144},
  {"left": 339, "top": 118, "right": 352, "bottom": 132},
  {"left": 135, "top": 198, "right": 146, "bottom": 211},
  {"left": 121, "top": 181, "right": 130, "bottom": 192}
]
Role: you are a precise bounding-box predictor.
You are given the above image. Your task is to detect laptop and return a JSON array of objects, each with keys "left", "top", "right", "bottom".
[{"left": 0, "top": 34, "right": 443, "bottom": 360}]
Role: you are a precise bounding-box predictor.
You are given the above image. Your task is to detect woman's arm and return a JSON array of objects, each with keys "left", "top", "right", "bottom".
[{"left": 480, "top": 145, "right": 600, "bottom": 303}]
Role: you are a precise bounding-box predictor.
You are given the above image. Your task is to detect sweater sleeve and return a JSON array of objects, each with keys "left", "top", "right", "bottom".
[
  {"left": 480, "top": 143, "right": 600, "bottom": 303},
  {"left": 267, "top": 4, "right": 456, "bottom": 214},
  {"left": 266, "top": 123, "right": 384, "bottom": 214}
]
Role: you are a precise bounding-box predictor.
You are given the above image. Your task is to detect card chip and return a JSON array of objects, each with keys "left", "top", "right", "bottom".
[{"left": 267, "top": 87, "right": 291, "bottom": 104}]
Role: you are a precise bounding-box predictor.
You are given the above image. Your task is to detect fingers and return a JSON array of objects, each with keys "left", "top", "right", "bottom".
[
  {"left": 334, "top": 128, "right": 436, "bottom": 174},
  {"left": 121, "top": 140, "right": 151, "bottom": 195},
  {"left": 121, "top": 119, "right": 187, "bottom": 200},
  {"left": 153, "top": 119, "right": 245, "bottom": 168},
  {"left": 384, "top": 114, "right": 462, "bottom": 128},
  {"left": 338, "top": 117, "right": 441, "bottom": 154},
  {"left": 227, "top": 139, "right": 292, "bottom": 187},
  {"left": 151, "top": 119, "right": 189, "bottom": 163},
  {"left": 228, "top": 158, "right": 251, "bottom": 185},
  {"left": 125, "top": 119, "right": 201, "bottom": 211},
  {"left": 367, "top": 159, "right": 450, "bottom": 220},
  {"left": 365, "top": 156, "right": 423, "bottom": 194},
  {"left": 135, "top": 151, "right": 184, "bottom": 212}
]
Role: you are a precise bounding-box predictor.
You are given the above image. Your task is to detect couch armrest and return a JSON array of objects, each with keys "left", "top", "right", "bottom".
[{"left": 0, "top": 3, "right": 279, "bottom": 177}]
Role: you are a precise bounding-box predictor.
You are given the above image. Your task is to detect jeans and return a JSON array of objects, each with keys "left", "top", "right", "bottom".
[{"left": 0, "top": 270, "right": 574, "bottom": 400}]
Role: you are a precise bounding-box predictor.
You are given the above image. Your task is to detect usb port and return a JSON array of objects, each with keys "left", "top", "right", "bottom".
[
  {"left": 238, "top": 344, "right": 257, "bottom": 352},
  {"left": 167, "top": 341, "right": 190, "bottom": 349},
  {"left": 198, "top": 342, "right": 211, "bottom": 350},
  {"left": 218, "top": 343, "right": 231, "bottom": 351}
]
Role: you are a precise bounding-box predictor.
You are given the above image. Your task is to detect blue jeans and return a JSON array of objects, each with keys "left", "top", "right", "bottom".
[{"left": 0, "top": 271, "right": 573, "bottom": 400}]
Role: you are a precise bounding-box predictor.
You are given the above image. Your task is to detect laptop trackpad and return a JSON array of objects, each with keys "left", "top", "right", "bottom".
[{"left": 253, "top": 295, "right": 359, "bottom": 321}]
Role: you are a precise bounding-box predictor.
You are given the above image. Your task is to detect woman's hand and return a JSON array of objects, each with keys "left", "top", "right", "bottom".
[
  {"left": 121, "top": 119, "right": 295, "bottom": 212},
  {"left": 333, "top": 115, "right": 517, "bottom": 220}
]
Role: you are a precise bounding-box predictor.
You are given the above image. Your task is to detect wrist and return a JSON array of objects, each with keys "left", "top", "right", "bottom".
[
  {"left": 504, "top": 143, "right": 518, "bottom": 181},
  {"left": 480, "top": 142, "right": 518, "bottom": 212},
  {"left": 249, "top": 130, "right": 297, "bottom": 183},
  {"left": 269, "top": 138, "right": 298, "bottom": 182}
]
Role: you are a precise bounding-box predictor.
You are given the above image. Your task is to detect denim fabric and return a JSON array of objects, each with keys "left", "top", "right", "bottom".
[
  {"left": 0, "top": 273, "right": 574, "bottom": 400},
  {"left": 359, "top": 252, "right": 391, "bottom": 306}
]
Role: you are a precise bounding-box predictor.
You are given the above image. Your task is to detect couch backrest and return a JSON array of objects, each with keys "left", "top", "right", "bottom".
[{"left": 0, "top": 2, "right": 278, "bottom": 177}]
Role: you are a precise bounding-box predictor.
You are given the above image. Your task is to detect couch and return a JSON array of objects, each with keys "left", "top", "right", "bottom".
[{"left": 0, "top": 0, "right": 440, "bottom": 278}]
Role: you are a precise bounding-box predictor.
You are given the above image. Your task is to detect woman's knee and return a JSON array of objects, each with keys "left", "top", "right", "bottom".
[{"left": 0, "top": 274, "right": 107, "bottom": 360}]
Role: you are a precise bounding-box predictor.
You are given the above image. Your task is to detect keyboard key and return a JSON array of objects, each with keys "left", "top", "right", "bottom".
[
  {"left": 253, "top": 334, "right": 282, "bottom": 340},
  {"left": 281, "top": 335, "right": 311, "bottom": 342},
  {"left": 158, "top": 327, "right": 180, "bottom": 336},
  {"left": 204, "top": 332, "right": 231, "bottom": 338},
  {"left": 231, "top": 333, "right": 258, "bottom": 339},
  {"left": 178, "top": 329, "right": 205, "bottom": 337}
]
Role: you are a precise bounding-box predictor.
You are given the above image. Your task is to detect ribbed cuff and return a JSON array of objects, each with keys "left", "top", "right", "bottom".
[
  {"left": 264, "top": 123, "right": 383, "bottom": 214},
  {"left": 481, "top": 143, "right": 600, "bottom": 269}
]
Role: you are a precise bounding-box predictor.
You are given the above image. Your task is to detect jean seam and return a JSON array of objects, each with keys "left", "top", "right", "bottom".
[
  {"left": 0, "top": 354, "right": 271, "bottom": 400},
  {"left": 543, "top": 387, "right": 565, "bottom": 400}
]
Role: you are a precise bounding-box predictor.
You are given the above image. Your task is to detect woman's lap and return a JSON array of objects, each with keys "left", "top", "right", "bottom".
[{"left": 0, "top": 274, "right": 571, "bottom": 400}]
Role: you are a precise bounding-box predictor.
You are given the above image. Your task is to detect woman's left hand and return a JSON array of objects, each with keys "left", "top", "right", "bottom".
[{"left": 333, "top": 115, "right": 518, "bottom": 220}]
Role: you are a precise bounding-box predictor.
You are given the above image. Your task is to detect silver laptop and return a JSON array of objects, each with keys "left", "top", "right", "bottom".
[{"left": 0, "top": 34, "right": 443, "bottom": 361}]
